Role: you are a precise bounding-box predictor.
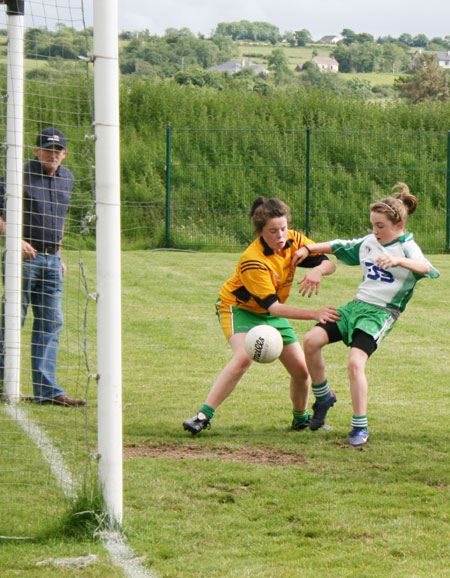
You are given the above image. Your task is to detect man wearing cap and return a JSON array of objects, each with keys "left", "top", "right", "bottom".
[{"left": 0, "top": 127, "right": 85, "bottom": 406}]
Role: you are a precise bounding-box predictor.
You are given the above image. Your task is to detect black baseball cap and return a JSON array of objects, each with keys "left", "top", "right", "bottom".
[{"left": 36, "top": 127, "right": 67, "bottom": 150}]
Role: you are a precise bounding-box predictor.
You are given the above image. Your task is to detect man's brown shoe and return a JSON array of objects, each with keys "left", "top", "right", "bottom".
[{"left": 40, "top": 395, "right": 86, "bottom": 407}]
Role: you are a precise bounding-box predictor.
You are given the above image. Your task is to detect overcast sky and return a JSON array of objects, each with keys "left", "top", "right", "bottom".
[
  {"left": 1, "top": 2, "right": 447, "bottom": 41},
  {"left": 111, "top": 0, "right": 449, "bottom": 40}
]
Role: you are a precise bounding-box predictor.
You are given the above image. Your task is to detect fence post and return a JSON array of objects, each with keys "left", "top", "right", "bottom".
[
  {"left": 446, "top": 130, "right": 450, "bottom": 252},
  {"left": 165, "top": 123, "right": 172, "bottom": 247},
  {"left": 305, "top": 126, "right": 311, "bottom": 237}
]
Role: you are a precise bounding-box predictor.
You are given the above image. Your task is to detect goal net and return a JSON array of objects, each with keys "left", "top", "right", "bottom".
[{"left": 0, "top": 0, "right": 101, "bottom": 538}]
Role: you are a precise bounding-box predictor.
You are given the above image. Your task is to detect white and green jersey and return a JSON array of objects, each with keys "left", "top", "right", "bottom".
[{"left": 331, "top": 233, "right": 439, "bottom": 312}]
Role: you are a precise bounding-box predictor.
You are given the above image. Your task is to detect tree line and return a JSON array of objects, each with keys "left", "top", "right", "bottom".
[{"left": 15, "top": 22, "right": 449, "bottom": 104}]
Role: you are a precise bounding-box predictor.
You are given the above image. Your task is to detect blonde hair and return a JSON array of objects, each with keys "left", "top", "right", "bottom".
[{"left": 370, "top": 182, "right": 418, "bottom": 225}]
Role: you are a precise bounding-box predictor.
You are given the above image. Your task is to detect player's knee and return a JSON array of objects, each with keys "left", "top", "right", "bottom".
[
  {"left": 347, "top": 355, "right": 365, "bottom": 378},
  {"left": 292, "top": 364, "right": 309, "bottom": 383},
  {"left": 303, "top": 329, "right": 322, "bottom": 356},
  {"left": 235, "top": 352, "right": 253, "bottom": 372}
]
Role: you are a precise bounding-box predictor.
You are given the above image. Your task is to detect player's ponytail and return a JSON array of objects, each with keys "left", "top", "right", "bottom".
[
  {"left": 249, "top": 196, "right": 266, "bottom": 220},
  {"left": 391, "top": 182, "right": 418, "bottom": 216},
  {"left": 371, "top": 182, "right": 418, "bottom": 224}
]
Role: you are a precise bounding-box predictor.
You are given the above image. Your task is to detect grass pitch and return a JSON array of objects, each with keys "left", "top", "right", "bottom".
[
  {"left": 119, "top": 251, "right": 449, "bottom": 577},
  {"left": 1, "top": 251, "right": 449, "bottom": 577}
]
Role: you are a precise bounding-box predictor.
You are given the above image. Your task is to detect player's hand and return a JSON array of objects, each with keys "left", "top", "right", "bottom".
[
  {"left": 22, "top": 240, "right": 37, "bottom": 259},
  {"left": 291, "top": 246, "right": 310, "bottom": 268},
  {"left": 314, "top": 306, "right": 340, "bottom": 324},
  {"left": 376, "top": 254, "right": 399, "bottom": 269},
  {"left": 298, "top": 269, "right": 322, "bottom": 297}
]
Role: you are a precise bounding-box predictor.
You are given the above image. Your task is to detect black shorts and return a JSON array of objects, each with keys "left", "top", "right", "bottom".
[{"left": 316, "top": 323, "right": 377, "bottom": 357}]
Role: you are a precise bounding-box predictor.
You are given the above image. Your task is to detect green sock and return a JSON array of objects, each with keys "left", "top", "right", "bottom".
[
  {"left": 351, "top": 415, "right": 368, "bottom": 430},
  {"left": 312, "top": 380, "right": 330, "bottom": 402},
  {"left": 292, "top": 408, "right": 310, "bottom": 424},
  {"left": 199, "top": 404, "right": 215, "bottom": 420}
]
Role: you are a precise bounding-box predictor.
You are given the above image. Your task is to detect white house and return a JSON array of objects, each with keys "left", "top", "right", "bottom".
[
  {"left": 414, "top": 49, "right": 450, "bottom": 69},
  {"left": 311, "top": 56, "right": 339, "bottom": 72},
  {"left": 209, "top": 60, "right": 269, "bottom": 74},
  {"left": 318, "top": 35, "right": 342, "bottom": 44}
]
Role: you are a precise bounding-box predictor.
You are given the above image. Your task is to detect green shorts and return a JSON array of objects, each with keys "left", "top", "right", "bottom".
[
  {"left": 215, "top": 301, "right": 298, "bottom": 345},
  {"left": 336, "top": 300, "right": 397, "bottom": 347}
]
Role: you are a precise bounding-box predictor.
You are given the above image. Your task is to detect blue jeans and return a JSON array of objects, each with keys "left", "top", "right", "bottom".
[{"left": 1, "top": 253, "right": 66, "bottom": 401}]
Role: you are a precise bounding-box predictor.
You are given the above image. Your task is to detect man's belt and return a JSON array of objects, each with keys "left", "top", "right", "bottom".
[{"left": 34, "top": 245, "right": 60, "bottom": 255}]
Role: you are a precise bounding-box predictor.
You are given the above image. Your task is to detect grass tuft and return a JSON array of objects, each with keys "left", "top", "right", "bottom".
[{"left": 37, "top": 484, "right": 109, "bottom": 542}]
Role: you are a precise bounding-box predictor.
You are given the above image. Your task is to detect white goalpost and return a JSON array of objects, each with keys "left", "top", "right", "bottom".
[
  {"left": 93, "top": 0, "right": 123, "bottom": 525},
  {"left": 0, "top": 0, "right": 123, "bottom": 530},
  {"left": 3, "top": 0, "right": 24, "bottom": 402}
]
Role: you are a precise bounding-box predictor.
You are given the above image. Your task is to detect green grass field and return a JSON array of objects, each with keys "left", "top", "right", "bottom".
[
  {"left": 237, "top": 41, "right": 334, "bottom": 66},
  {"left": 236, "top": 41, "right": 401, "bottom": 85},
  {"left": 1, "top": 251, "right": 449, "bottom": 576}
]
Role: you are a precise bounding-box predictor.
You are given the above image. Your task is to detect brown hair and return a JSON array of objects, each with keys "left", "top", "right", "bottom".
[
  {"left": 249, "top": 196, "right": 291, "bottom": 234},
  {"left": 370, "top": 182, "right": 418, "bottom": 225}
]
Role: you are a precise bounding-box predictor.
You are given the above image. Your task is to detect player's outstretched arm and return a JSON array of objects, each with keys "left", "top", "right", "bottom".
[
  {"left": 268, "top": 301, "right": 340, "bottom": 323},
  {"left": 291, "top": 241, "right": 333, "bottom": 268},
  {"left": 298, "top": 259, "right": 336, "bottom": 297}
]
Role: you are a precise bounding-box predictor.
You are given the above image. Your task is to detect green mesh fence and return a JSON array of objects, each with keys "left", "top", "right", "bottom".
[
  {"left": 127, "top": 127, "right": 450, "bottom": 253},
  {"left": 306, "top": 129, "right": 448, "bottom": 249}
]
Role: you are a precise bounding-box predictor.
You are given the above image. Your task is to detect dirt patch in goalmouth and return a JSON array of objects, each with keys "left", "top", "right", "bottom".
[{"left": 123, "top": 442, "right": 307, "bottom": 467}]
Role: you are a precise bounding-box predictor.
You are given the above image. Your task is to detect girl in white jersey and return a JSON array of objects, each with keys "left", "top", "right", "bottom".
[{"left": 291, "top": 183, "right": 440, "bottom": 447}]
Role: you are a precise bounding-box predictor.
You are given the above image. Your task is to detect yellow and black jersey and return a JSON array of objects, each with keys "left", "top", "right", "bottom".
[{"left": 219, "top": 229, "right": 329, "bottom": 314}]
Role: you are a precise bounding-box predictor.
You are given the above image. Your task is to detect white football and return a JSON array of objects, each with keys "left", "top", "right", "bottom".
[{"left": 244, "top": 325, "right": 283, "bottom": 364}]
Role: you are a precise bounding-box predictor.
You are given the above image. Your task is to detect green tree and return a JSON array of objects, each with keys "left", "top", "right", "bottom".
[
  {"left": 253, "top": 76, "right": 275, "bottom": 95},
  {"left": 333, "top": 42, "right": 380, "bottom": 73},
  {"left": 174, "top": 67, "right": 223, "bottom": 88},
  {"left": 354, "top": 42, "right": 379, "bottom": 72},
  {"left": 412, "top": 34, "right": 429, "bottom": 47},
  {"left": 429, "top": 36, "right": 450, "bottom": 49},
  {"left": 284, "top": 31, "right": 296, "bottom": 47},
  {"left": 357, "top": 32, "right": 375, "bottom": 44},
  {"left": 119, "top": 30, "right": 237, "bottom": 78},
  {"left": 332, "top": 43, "right": 353, "bottom": 72},
  {"left": 377, "top": 35, "right": 397, "bottom": 45},
  {"left": 213, "top": 21, "right": 280, "bottom": 43},
  {"left": 394, "top": 52, "right": 450, "bottom": 103},
  {"left": 24, "top": 24, "right": 91, "bottom": 60},
  {"left": 398, "top": 33, "right": 413, "bottom": 46},
  {"left": 294, "top": 29, "right": 312, "bottom": 47},
  {"left": 341, "top": 28, "right": 358, "bottom": 45},
  {"left": 380, "top": 43, "right": 409, "bottom": 73},
  {"left": 267, "top": 47, "right": 292, "bottom": 84},
  {"left": 211, "top": 34, "right": 238, "bottom": 62},
  {"left": 347, "top": 77, "right": 373, "bottom": 99}
]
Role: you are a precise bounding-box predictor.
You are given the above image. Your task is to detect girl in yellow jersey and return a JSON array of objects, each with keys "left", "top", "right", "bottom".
[{"left": 183, "top": 196, "right": 340, "bottom": 435}]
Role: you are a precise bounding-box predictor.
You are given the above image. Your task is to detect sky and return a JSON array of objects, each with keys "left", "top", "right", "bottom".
[
  {"left": 111, "top": 0, "right": 450, "bottom": 40},
  {"left": 0, "top": 2, "right": 447, "bottom": 41}
]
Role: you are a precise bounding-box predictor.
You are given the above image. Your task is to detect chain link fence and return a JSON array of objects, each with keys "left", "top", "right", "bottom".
[{"left": 125, "top": 127, "right": 450, "bottom": 253}]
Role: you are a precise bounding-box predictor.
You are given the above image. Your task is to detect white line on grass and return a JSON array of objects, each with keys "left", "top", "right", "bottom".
[
  {"left": 2, "top": 403, "right": 157, "bottom": 578},
  {"left": 101, "top": 531, "right": 159, "bottom": 578},
  {"left": 4, "top": 404, "right": 78, "bottom": 498}
]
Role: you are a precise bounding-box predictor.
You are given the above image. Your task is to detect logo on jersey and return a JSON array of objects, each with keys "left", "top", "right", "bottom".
[{"left": 365, "top": 261, "right": 394, "bottom": 283}]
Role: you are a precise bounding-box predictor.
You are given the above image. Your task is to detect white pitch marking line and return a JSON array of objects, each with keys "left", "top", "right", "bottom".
[{"left": 2, "top": 403, "right": 158, "bottom": 578}]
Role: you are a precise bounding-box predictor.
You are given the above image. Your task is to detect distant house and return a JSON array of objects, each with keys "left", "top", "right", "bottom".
[
  {"left": 311, "top": 56, "right": 339, "bottom": 72},
  {"left": 209, "top": 60, "right": 269, "bottom": 74},
  {"left": 414, "top": 49, "right": 450, "bottom": 69},
  {"left": 318, "top": 35, "right": 342, "bottom": 44}
]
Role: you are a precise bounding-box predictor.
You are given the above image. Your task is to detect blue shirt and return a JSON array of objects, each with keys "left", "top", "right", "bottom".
[{"left": 0, "top": 158, "right": 73, "bottom": 251}]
